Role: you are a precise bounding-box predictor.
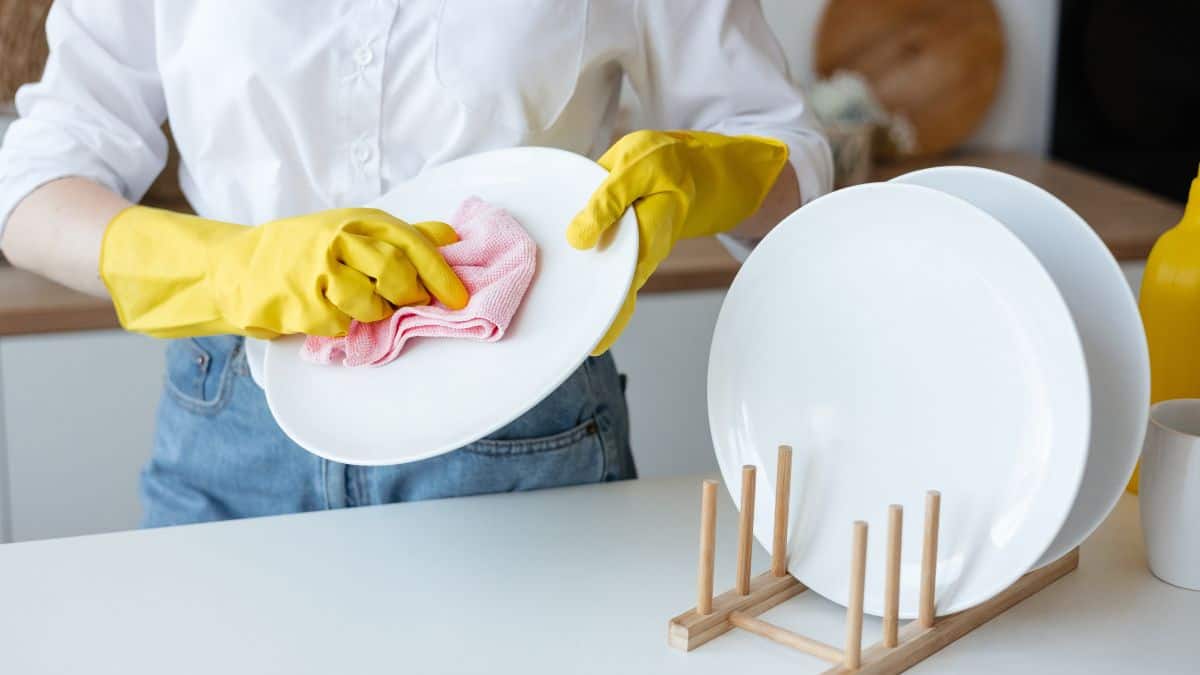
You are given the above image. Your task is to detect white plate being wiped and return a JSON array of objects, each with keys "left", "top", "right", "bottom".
[
  {"left": 892, "top": 167, "right": 1149, "bottom": 567},
  {"left": 709, "top": 183, "right": 1089, "bottom": 618},
  {"left": 245, "top": 337, "right": 268, "bottom": 388},
  {"left": 263, "top": 147, "right": 638, "bottom": 465}
]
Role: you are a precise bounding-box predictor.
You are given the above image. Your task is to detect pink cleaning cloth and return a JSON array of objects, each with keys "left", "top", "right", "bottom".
[{"left": 301, "top": 196, "right": 537, "bottom": 367}]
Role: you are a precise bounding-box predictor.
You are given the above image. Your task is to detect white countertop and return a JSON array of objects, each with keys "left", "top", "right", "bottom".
[{"left": 0, "top": 475, "right": 1195, "bottom": 674}]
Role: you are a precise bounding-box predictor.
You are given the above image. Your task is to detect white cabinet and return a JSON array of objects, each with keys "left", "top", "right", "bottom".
[
  {"left": 0, "top": 263, "right": 1147, "bottom": 543},
  {"left": 0, "top": 294, "right": 726, "bottom": 542},
  {"left": 612, "top": 290, "right": 726, "bottom": 479},
  {"left": 0, "top": 331, "right": 165, "bottom": 542}
]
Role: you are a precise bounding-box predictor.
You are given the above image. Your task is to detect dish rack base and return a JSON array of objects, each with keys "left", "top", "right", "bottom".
[{"left": 667, "top": 445, "right": 1080, "bottom": 674}]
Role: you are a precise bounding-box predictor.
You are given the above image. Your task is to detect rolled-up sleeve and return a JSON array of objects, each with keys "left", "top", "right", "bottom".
[
  {"left": 625, "top": 0, "right": 833, "bottom": 209},
  {"left": 0, "top": 0, "right": 166, "bottom": 236}
]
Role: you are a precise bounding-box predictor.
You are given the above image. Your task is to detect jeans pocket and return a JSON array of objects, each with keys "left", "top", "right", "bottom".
[
  {"left": 455, "top": 414, "right": 607, "bottom": 492},
  {"left": 164, "top": 337, "right": 238, "bottom": 414}
]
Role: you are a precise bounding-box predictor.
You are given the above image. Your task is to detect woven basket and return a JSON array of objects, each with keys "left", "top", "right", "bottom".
[
  {"left": 0, "top": 0, "right": 50, "bottom": 103},
  {"left": 0, "top": 0, "right": 190, "bottom": 211}
]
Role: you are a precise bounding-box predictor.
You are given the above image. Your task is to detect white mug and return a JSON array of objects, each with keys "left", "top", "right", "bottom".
[{"left": 1140, "top": 398, "right": 1200, "bottom": 590}]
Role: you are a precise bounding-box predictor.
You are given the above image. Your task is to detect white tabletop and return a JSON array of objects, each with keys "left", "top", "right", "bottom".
[{"left": 0, "top": 475, "right": 1196, "bottom": 674}]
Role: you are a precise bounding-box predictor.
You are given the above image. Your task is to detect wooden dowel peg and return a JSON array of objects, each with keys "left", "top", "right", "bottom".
[
  {"left": 771, "top": 445, "right": 793, "bottom": 577},
  {"left": 736, "top": 466, "right": 757, "bottom": 595},
  {"left": 729, "top": 611, "right": 844, "bottom": 663},
  {"left": 919, "top": 490, "right": 941, "bottom": 628},
  {"left": 844, "top": 520, "right": 868, "bottom": 670},
  {"left": 883, "top": 504, "right": 903, "bottom": 648},
  {"left": 667, "top": 469, "right": 1082, "bottom": 670},
  {"left": 697, "top": 480, "right": 718, "bottom": 615}
]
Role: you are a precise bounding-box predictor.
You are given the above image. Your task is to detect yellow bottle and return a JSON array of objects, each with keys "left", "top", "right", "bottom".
[{"left": 1131, "top": 166, "right": 1200, "bottom": 492}]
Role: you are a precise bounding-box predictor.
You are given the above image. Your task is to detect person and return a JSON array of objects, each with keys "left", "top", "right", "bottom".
[{"left": 0, "top": 1, "right": 832, "bottom": 526}]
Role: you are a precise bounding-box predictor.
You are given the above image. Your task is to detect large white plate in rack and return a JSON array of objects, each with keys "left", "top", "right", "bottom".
[
  {"left": 892, "top": 166, "right": 1149, "bottom": 567},
  {"left": 709, "top": 183, "right": 1089, "bottom": 617}
]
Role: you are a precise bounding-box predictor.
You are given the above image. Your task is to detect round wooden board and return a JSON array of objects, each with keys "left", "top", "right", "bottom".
[{"left": 814, "top": 0, "right": 1005, "bottom": 158}]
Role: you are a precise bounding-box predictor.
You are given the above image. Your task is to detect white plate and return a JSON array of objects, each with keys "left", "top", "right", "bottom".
[
  {"left": 263, "top": 147, "right": 637, "bottom": 465},
  {"left": 245, "top": 337, "right": 268, "bottom": 388},
  {"left": 891, "top": 167, "right": 1149, "bottom": 567},
  {"left": 708, "top": 183, "right": 1089, "bottom": 618}
]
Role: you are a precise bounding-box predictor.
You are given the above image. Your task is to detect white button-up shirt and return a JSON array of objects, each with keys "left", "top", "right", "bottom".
[{"left": 0, "top": 0, "right": 832, "bottom": 234}]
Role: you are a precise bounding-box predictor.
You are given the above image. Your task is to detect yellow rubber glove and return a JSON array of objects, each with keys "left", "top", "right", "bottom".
[
  {"left": 1130, "top": 165, "right": 1200, "bottom": 492},
  {"left": 567, "top": 130, "right": 789, "bottom": 354},
  {"left": 100, "top": 206, "right": 469, "bottom": 339}
]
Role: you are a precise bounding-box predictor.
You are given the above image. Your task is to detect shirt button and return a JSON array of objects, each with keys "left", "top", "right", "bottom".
[
  {"left": 353, "top": 46, "right": 373, "bottom": 67},
  {"left": 354, "top": 142, "right": 373, "bottom": 164}
]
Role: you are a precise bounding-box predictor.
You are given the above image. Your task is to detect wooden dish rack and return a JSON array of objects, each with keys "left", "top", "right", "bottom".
[{"left": 668, "top": 445, "right": 1080, "bottom": 674}]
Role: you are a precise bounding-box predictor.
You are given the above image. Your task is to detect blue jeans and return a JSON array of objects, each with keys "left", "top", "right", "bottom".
[{"left": 141, "top": 336, "right": 636, "bottom": 527}]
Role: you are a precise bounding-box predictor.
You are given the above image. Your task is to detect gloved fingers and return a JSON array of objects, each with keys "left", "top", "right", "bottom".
[
  {"left": 411, "top": 252, "right": 469, "bottom": 310},
  {"left": 375, "top": 253, "right": 431, "bottom": 308},
  {"left": 339, "top": 213, "right": 464, "bottom": 307},
  {"left": 335, "top": 209, "right": 458, "bottom": 246},
  {"left": 352, "top": 213, "right": 434, "bottom": 250},
  {"left": 358, "top": 220, "right": 469, "bottom": 310},
  {"left": 411, "top": 220, "right": 460, "bottom": 247},
  {"left": 323, "top": 266, "right": 393, "bottom": 325},
  {"left": 591, "top": 290, "right": 637, "bottom": 356},
  {"left": 566, "top": 165, "right": 650, "bottom": 250},
  {"left": 343, "top": 210, "right": 454, "bottom": 248},
  {"left": 336, "top": 234, "right": 432, "bottom": 308},
  {"left": 628, "top": 197, "right": 680, "bottom": 285},
  {"left": 571, "top": 130, "right": 685, "bottom": 250}
]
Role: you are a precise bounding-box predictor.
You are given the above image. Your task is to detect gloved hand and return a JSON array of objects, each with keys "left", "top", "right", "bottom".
[
  {"left": 100, "top": 206, "right": 469, "bottom": 339},
  {"left": 567, "top": 130, "right": 788, "bottom": 355}
]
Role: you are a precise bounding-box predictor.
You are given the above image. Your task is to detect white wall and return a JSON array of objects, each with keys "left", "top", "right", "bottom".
[{"left": 760, "top": 0, "right": 1062, "bottom": 154}]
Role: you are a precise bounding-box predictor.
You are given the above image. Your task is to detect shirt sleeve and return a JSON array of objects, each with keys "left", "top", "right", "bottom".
[
  {"left": 624, "top": 0, "right": 833, "bottom": 212},
  {"left": 0, "top": 0, "right": 166, "bottom": 236}
]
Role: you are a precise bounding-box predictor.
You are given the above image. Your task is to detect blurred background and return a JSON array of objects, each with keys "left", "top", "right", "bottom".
[{"left": 0, "top": 0, "right": 1194, "bottom": 542}]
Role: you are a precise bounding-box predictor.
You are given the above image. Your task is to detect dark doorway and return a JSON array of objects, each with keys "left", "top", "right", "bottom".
[{"left": 1051, "top": 0, "right": 1199, "bottom": 203}]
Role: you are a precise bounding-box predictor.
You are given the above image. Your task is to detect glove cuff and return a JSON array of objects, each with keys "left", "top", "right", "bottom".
[{"left": 100, "top": 205, "right": 246, "bottom": 338}]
